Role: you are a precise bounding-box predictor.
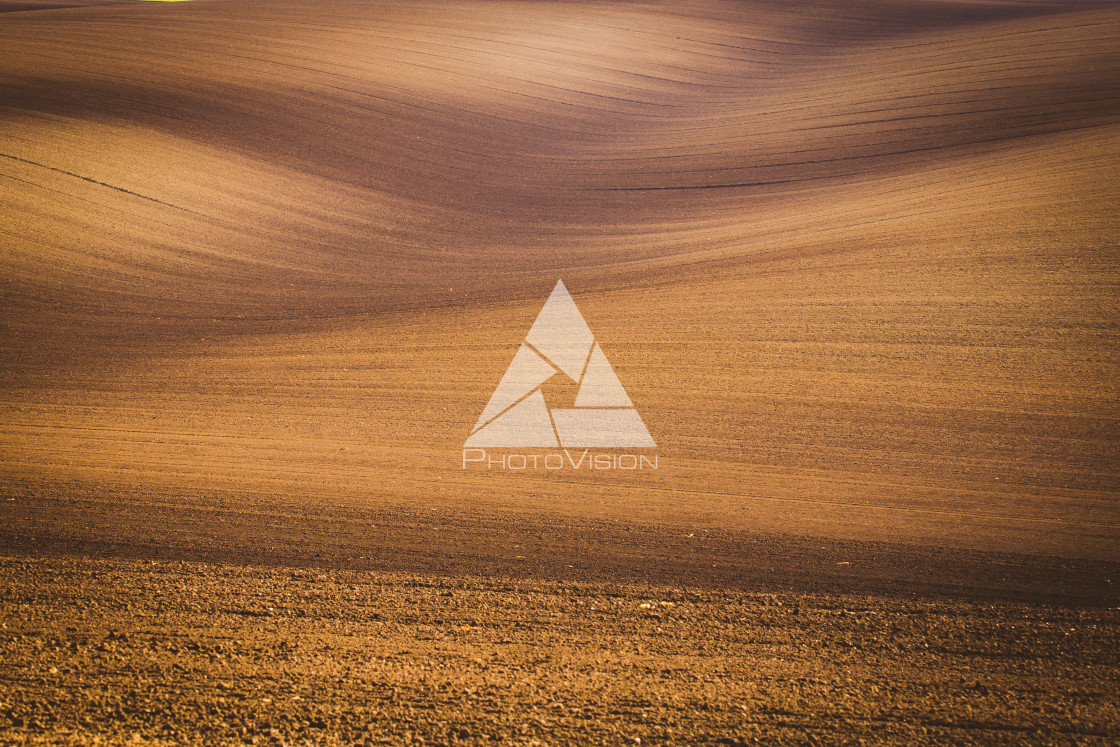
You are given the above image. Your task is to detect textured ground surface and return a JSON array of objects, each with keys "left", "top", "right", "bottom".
[
  {"left": 2, "top": 0, "right": 1118, "bottom": 562},
  {"left": 1, "top": 556, "right": 1118, "bottom": 746},
  {"left": 1, "top": 0, "right": 1119, "bottom": 742}
]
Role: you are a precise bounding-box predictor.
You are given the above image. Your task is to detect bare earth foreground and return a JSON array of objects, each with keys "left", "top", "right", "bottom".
[
  {"left": 1, "top": 556, "right": 1118, "bottom": 746},
  {"left": 2, "top": 0, "right": 1120, "bottom": 742}
]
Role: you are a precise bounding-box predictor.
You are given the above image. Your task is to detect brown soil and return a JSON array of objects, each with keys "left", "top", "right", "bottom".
[
  {"left": 1, "top": 0, "right": 1118, "bottom": 742},
  {"left": 2, "top": 556, "right": 1119, "bottom": 746}
]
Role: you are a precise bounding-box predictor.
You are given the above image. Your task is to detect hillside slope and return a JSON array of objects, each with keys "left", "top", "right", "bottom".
[{"left": 1, "top": 0, "right": 1118, "bottom": 598}]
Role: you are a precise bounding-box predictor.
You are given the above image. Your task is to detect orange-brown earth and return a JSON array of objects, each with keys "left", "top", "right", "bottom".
[
  {"left": 2, "top": 556, "right": 1119, "bottom": 746},
  {"left": 1, "top": 0, "right": 1119, "bottom": 742}
]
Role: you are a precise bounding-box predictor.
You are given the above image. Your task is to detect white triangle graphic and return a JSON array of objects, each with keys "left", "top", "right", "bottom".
[
  {"left": 465, "top": 390, "right": 558, "bottom": 448},
  {"left": 551, "top": 408, "right": 655, "bottom": 448},
  {"left": 574, "top": 343, "right": 633, "bottom": 408},
  {"left": 525, "top": 279, "right": 594, "bottom": 380},
  {"left": 472, "top": 344, "right": 557, "bottom": 432},
  {"left": 467, "top": 280, "right": 655, "bottom": 449}
]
